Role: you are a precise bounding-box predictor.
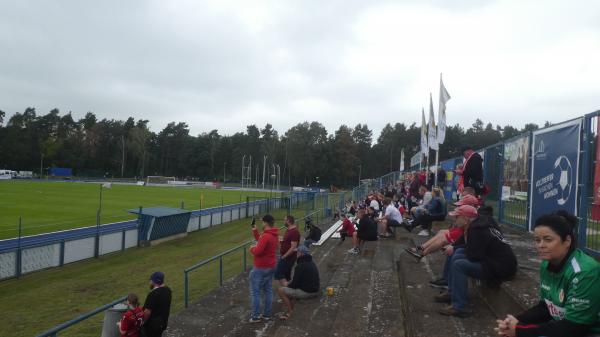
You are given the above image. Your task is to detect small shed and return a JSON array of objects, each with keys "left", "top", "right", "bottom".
[{"left": 128, "top": 207, "right": 192, "bottom": 244}]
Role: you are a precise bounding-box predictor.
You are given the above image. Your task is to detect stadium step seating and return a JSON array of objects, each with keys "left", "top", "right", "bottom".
[
  {"left": 166, "top": 220, "right": 405, "bottom": 337},
  {"left": 166, "top": 218, "right": 542, "bottom": 337}
]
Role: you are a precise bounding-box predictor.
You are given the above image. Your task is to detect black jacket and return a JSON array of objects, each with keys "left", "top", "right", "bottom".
[
  {"left": 463, "top": 152, "right": 483, "bottom": 192},
  {"left": 357, "top": 214, "right": 378, "bottom": 241},
  {"left": 454, "top": 213, "right": 517, "bottom": 284},
  {"left": 288, "top": 254, "right": 320, "bottom": 293}
]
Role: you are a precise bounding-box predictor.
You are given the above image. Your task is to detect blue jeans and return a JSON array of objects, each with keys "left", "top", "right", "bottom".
[
  {"left": 249, "top": 267, "right": 275, "bottom": 319},
  {"left": 447, "top": 248, "right": 483, "bottom": 311}
]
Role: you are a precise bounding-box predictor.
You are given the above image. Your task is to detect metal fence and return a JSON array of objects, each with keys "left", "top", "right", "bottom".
[{"left": 0, "top": 193, "right": 315, "bottom": 281}]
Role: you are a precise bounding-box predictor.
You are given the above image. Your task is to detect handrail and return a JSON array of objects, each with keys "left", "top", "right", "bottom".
[
  {"left": 35, "top": 295, "right": 127, "bottom": 337},
  {"left": 183, "top": 209, "right": 323, "bottom": 308}
]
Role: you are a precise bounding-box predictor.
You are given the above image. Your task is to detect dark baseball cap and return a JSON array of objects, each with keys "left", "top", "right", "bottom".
[{"left": 150, "top": 271, "right": 164, "bottom": 285}]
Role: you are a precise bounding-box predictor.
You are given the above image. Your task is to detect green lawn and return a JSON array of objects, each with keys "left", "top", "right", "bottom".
[
  {"left": 0, "top": 206, "right": 314, "bottom": 337},
  {"left": 0, "top": 180, "right": 277, "bottom": 239}
]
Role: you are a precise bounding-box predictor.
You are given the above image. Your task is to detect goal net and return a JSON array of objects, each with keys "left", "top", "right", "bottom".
[{"left": 146, "top": 176, "right": 176, "bottom": 184}]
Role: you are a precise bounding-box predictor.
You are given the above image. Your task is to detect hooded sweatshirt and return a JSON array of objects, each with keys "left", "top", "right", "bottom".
[
  {"left": 454, "top": 209, "right": 517, "bottom": 285},
  {"left": 250, "top": 227, "right": 279, "bottom": 269}
]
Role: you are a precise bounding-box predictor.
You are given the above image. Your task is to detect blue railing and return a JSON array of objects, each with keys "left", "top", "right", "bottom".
[
  {"left": 183, "top": 209, "right": 323, "bottom": 308},
  {"left": 35, "top": 295, "right": 127, "bottom": 337}
]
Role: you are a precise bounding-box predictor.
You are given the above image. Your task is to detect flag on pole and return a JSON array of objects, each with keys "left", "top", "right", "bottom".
[
  {"left": 102, "top": 182, "right": 112, "bottom": 189},
  {"left": 400, "top": 148, "right": 405, "bottom": 171},
  {"left": 420, "top": 108, "right": 428, "bottom": 157},
  {"left": 437, "top": 74, "right": 451, "bottom": 144},
  {"left": 428, "top": 93, "right": 438, "bottom": 150}
]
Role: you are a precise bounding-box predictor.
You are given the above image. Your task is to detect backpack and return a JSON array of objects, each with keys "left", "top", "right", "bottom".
[{"left": 307, "top": 224, "right": 322, "bottom": 243}]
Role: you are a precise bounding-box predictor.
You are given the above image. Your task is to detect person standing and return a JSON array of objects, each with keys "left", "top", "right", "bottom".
[
  {"left": 249, "top": 214, "right": 279, "bottom": 322},
  {"left": 275, "top": 215, "right": 300, "bottom": 287},
  {"left": 142, "top": 272, "right": 172, "bottom": 337},
  {"left": 456, "top": 146, "right": 483, "bottom": 196}
]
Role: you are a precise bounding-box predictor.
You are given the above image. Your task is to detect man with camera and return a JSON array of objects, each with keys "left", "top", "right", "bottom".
[{"left": 249, "top": 214, "right": 279, "bottom": 323}]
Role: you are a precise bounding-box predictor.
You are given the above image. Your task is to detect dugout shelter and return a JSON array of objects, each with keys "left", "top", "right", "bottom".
[{"left": 128, "top": 207, "right": 192, "bottom": 245}]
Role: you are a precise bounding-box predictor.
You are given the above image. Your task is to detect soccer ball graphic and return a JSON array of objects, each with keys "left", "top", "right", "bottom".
[{"left": 553, "top": 155, "right": 572, "bottom": 205}]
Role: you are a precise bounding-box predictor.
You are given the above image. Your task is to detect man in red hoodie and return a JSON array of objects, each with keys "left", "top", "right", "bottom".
[{"left": 249, "top": 214, "right": 279, "bottom": 323}]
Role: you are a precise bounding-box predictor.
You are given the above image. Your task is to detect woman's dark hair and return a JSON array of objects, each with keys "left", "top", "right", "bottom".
[
  {"left": 534, "top": 210, "right": 578, "bottom": 247},
  {"left": 262, "top": 214, "right": 275, "bottom": 226}
]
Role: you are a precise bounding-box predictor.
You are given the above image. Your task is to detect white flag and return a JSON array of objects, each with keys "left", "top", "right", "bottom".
[
  {"left": 102, "top": 182, "right": 112, "bottom": 189},
  {"left": 428, "top": 93, "right": 438, "bottom": 150},
  {"left": 400, "top": 148, "right": 405, "bottom": 171},
  {"left": 437, "top": 74, "right": 451, "bottom": 144},
  {"left": 420, "top": 108, "right": 428, "bottom": 157}
]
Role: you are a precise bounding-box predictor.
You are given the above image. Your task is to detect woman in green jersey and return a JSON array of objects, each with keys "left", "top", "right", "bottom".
[{"left": 496, "top": 211, "right": 600, "bottom": 337}]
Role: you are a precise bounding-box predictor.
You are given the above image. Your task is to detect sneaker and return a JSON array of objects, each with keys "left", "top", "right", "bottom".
[
  {"left": 417, "top": 229, "right": 430, "bottom": 237},
  {"left": 404, "top": 247, "right": 423, "bottom": 260},
  {"left": 434, "top": 291, "right": 451, "bottom": 303},
  {"left": 438, "top": 305, "right": 469, "bottom": 318},
  {"left": 260, "top": 315, "right": 271, "bottom": 321},
  {"left": 347, "top": 247, "right": 359, "bottom": 254},
  {"left": 248, "top": 317, "right": 262, "bottom": 323},
  {"left": 429, "top": 278, "right": 448, "bottom": 289}
]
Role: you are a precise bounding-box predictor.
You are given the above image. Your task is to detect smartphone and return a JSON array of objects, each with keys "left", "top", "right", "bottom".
[{"left": 251, "top": 217, "right": 256, "bottom": 227}]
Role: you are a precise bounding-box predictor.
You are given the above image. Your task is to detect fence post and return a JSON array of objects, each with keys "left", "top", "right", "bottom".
[
  {"left": 498, "top": 143, "right": 505, "bottom": 224},
  {"left": 221, "top": 197, "right": 224, "bottom": 225},
  {"left": 121, "top": 229, "right": 126, "bottom": 251},
  {"left": 181, "top": 201, "right": 185, "bottom": 209},
  {"left": 95, "top": 210, "right": 100, "bottom": 258},
  {"left": 16, "top": 217, "right": 22, "bottom": 278},
  {"left": 525, "top": 132, "right": 534, "bottom": 231},
  {"left": 184, "top": 271, "right": 189, "bottom": 308},
  {"left": 136, "top": 206, "right": 143, "bottom": 246},
  {"left": 239, "top": 195, "right": 242, "bottom": 219},
  {"left": 59, "top": 239, "right": 65, "bottom": 266},
  {"left": 219, "top": 256, "right": 223, "bottom": 286},
  {"left": 578, "top": 116, "right": 592, "bottom": 248}
]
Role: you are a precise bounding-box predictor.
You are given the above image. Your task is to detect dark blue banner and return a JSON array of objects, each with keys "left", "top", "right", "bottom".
[{"left": 529, "top": 120, "right": 581, "bottom": 229}]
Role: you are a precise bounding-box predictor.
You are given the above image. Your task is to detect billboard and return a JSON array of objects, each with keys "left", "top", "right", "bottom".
[
  {"left": 502, "top": 135, "right": 530, "bottom": 201},
  {"left": 529, "top": 119, "right": 581, "bottom": 229}
]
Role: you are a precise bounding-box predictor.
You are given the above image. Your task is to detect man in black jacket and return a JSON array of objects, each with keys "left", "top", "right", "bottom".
[
  {"left": 436, "top": 205, "right": 517, "bottom": 318},
  {"left": 456, "top": 146, "right": 484, "bottom": 196},
  {"left": 276, "top": 244, "right": 320, "bottom": 320}
]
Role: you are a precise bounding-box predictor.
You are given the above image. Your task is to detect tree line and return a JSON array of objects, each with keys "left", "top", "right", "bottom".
[{"left": 0, "top": 108, "right": 546, "bottom": 188}]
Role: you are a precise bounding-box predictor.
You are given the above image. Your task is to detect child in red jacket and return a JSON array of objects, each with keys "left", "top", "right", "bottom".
[{"left": 118, "top": 293, "right": 144, "bottom": 337}]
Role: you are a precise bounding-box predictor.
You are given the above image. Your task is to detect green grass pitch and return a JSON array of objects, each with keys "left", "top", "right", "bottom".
[{"left": 0, "top": 180, "right": 276, "bottom": 240}]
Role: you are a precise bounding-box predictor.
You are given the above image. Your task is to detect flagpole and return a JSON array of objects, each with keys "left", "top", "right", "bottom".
[
  {"left": 425, "top": 150, "right": 429, "bottom": 185},
  {"left": 434, "top": 150, "right": 439, "bottom": 186}
]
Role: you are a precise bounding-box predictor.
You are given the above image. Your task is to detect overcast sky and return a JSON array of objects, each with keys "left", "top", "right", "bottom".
[{"left": 0, "top": 0, "right": 599, "bottom": 138}]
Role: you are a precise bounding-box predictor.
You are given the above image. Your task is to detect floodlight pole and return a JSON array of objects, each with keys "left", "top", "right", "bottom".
[
  {"left": 262, "top": 155, "right": 267, "bottom": 189},
  {"left": 242, "top": 155, "right": 246, "bottom": 188},
  {"left": 358, "top": 165, "right": 362, "bottom": 185}
]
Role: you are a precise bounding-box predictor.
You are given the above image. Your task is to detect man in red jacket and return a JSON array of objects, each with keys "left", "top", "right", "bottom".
[{"left": 249, "top": 214, "right": 279, "bottom": 323}]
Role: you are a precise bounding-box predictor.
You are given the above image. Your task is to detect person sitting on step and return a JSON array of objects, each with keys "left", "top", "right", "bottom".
[
  {"left": 496, "top": 211, "right": 600, "bottom": 337},
  {"left": 276, "top": 244, "right": 320, "bottom": 320},
  {"left": 405, "top": 194, "right": 479, "bottom": 260}
]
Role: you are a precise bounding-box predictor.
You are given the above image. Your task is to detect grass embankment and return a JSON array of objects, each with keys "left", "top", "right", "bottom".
[
  {"left": 0, "top": 180, "right": 275, "bottom": 239},
  {"left": 0, "top": 206, "right": 315, "bottom": 337}
]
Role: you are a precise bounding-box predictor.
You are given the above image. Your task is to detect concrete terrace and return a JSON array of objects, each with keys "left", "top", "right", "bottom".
[{"left": 166, "top": 219, "right": 540, "bottom": 337}]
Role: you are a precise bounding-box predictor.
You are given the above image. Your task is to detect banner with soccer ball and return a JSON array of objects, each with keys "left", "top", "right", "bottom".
[{"left": 529, "top": 119, "right": 581, "bottom": 230}]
